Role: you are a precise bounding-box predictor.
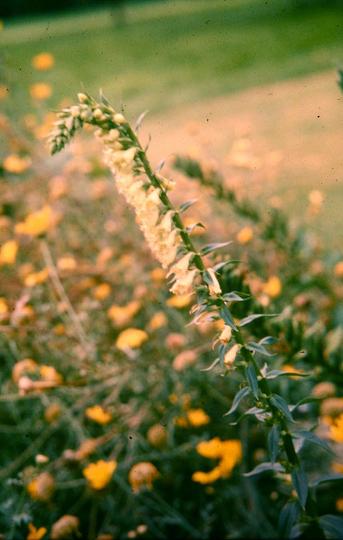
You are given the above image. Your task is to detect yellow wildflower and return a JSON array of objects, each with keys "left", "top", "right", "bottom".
[
  {"left": 27, "top": 472, "right": 55, "bottom": 502},
  {"left": 83, "top": 460, "right": 117, "bottom": 490},
  {"left": 196, "top": 438, "right": 223, "bottom": 459},
  {"left": 3, "top": 154, "right": 31, "bottom": 174},
  {"left": 27, "top": 523, "right": 47, "bottom": 540},
  {"left": 150, "top": 267, "right": 165, "bottom": 282},
  {"left": 192, "top": 468, "right": 221, "bottom": 484},
  {"left": 329, "top": 413, "right": 343, "bottom": 443},
  {"left": 128, "top": 462, "right": 159, "bottom": 493},
  {"left": 85, "top": 405, "right": 112, "bottom": 425},
  {"left": 116, "top": 328, "right": 148, "bottom": 350},
  {"left": 108, "top": 301, "right": 140, "bottom": 326},
  {"left": 148, "top": 311, "right": 167, "bottom": 331},
  {"left": 30, "top": 82, "right": 52, "bottom": 100},
  {"left": 15, "top": 206, "right": 55, "bottom": 237},
  {"left": 0, "top": 297, "right": 9, "bottom": 317},
  {"left": 0, "top": 240, "right": 18, "bottom": 265},
  {"left": 32, "top": 52, "right": 54, "bottom": 71},
  {"left": 12, "top": 359, "right": 38, "bottom": 383},
  {"left": 237, "top": 226, "right": 253, "bottom": 245},
  {"left": 57, "top": 256, "right": 76, "bottom": 271},
  {"left": 147, "top": 424, "right": 167, "bottom": 448},
  {"left": 39, "top": 365, "right": 63, "bottom": 385},
  {"left": 51, "top": 516, "right": 80, "bottom": 539},
  {"left": 166, "top": 294, "right": 192, "bottom": 308},
  {"left": 186, "top": 408, "right": 210, "bottom": 427},
  {"left": 336, "top": 498, "right": 343, "bottom": 512},
  {"left": 44, "top": 403, "right": 61, "bottom": 423},
  {"left": 24, "top": 268, "right": 49, "bottom": 287},
  {"left": 0, "top": 84, "right": 8, "bottom": 100},
  {"left": 263, "top": 276, "right": 282, "bottom": 298},
  {"left": 93, "top": 283, "right": 111, "bottom": 300},
  {"left": 334, "top": 261, "right": 343, "bottom": 278}
]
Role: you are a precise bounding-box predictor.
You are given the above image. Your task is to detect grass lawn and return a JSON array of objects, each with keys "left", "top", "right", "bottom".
[{"left": 1, "top": 0, "right": 343, "bottom": 116}]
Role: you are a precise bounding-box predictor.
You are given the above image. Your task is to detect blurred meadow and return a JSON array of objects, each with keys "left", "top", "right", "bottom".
[{"left": 0, "top": 1, "right": 343, "bottom": 539}]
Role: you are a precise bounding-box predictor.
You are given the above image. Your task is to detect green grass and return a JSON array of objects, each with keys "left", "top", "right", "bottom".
[{"left": 1, "top": 0, "right": 343, "bottom": 116}]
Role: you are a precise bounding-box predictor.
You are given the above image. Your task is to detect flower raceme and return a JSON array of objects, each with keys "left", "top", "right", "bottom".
[{"left": 48, "top": 94, "right": 200, "bottom": 298}]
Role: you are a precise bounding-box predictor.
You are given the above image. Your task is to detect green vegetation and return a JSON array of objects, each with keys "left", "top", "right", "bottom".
[{"left": 2, "top": 0, "right": 343, "bottom": 115}]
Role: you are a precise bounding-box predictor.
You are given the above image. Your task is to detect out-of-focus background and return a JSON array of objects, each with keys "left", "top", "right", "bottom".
[
  {"left": 1, "top": 3, "right": 343, "bottom": 539},
  {"left": 1, "top": 0, "right": 342, "bottom": 244}
]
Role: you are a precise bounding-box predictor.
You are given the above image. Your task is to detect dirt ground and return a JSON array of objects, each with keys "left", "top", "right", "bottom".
[{"left": 142, "top": 70, "right": 342, "bottom": 247}]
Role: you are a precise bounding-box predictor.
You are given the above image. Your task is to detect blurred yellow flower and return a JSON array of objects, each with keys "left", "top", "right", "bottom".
[
  {"left": 147, "top": 424, "right": 167, "bottom": 448},
  {"left": 85, "top": 405, "right": 112, "bottom": 425},
  {"left": 166, "top": 294, "right": 192, "bottom": 308},
  {"left": 0, "top": 84, "right": 8, "bottom": 100},
  {"left": 27, "top": 472, "right": 55, "bottom": 501},
  {"left": 3, "top": 154, "right": 31, "bottom": 174},
  {"left": 237, "top": 226, "right": 253, "bottom": 245},
  {"left": 93, "top": 283, "right": 111, "bottom": 300},
  {"left": 334, "top": 261, "right": 343, "bottom": 278},
  {"left": 15, "top": 206, "right": 55, "bottom": 237},
  {"left": 128, "top": 462, "right": 159, "bottom": 493},
  {"left": 57, "top": 256, "right": 77, "bottom": 271},
  {"left": 25, "top": 268, "right": 49, "bottom": 287},
  {"left": 224, "top": 343, "right": 240, "bottom": 368},
  {"left": 0, "top": 240, "right": 18, "bottom": 265},
  {"left": 192, "top": 468, "right": 221, "bottom": 484},
  {"left": 51, "top": 515, "right": 80, "bottom": 540},
  {"left": 336, "top": 498, "right": 343, "bottom": 512},
  {"left": 150, "top": 267, "right": 165, "bottom": 282},
  {"left": 196, "top": 437, "right": 223, "bottom": 459},
  {"left": 108, "top": 301, "right": 140, "bottom": 326},
  {"left": 0, "top": 297, "right": 9, "bottom": 317},
  {"left": 83, "top": 460, "right": 117, "bottom": 490},
  {"left": 27, "top": 523, "right": 47, "bottom": 540},
  {"left": 193, "top": 438, "right": 242, "bottom": 484},
  {"left": 148, "top": 311, "right": 167, "bottom": 331},
  {"left": 44, "top": 403, "right": 61, "bottom": 423},
  {"left": 263, "top": 276, "right": 282, "bottom": 298},
  {"left": 116, "top": 328, "right": 148, "bottom": 350},
  {"left": 330, "top": 413, "right": 343, "bottom": 443},
  {"left": 186, "top": 408, "right": 210, "bottom": 427},
  {"left": 40, "top": 365, "right": 63, "bottom": 384},
  {"left": 12, "top": 359, "right": 38, "bottom": 383},
  {"left": 49, "top": 175, "right": 68, "bottom": 199},
  {"left": 30, "top": 82, "right": 52, "bottom": 100},
  {"left": 32, "top": 52, "right": 55, "bottom": 71}
]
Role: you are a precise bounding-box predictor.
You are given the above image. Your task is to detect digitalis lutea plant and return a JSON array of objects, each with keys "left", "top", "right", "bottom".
[{"left": 49, "top": 93, "right": 340, "bottom": 538}]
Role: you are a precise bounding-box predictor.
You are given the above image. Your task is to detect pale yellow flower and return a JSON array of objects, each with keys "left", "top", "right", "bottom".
[
  {"left": 334, "top": 261, "right": 343, "bottom": 278},
  {"left": 57, "top": 256, "right": 77, "bottom": 271},
  {"left": 224, "top": 343, "right": 240, "bottom": 368},
  {"left": 0, "top": 240, "right": 18, "bottom": 265},
  {"left": 173, "top": 350, "right": 197, "bottom": 371},
  {"left": 166, "top": 294, "right": 193, "bottom": 308},
  {"left": 83, "top": 460, "right": 117, "bottom": 490},
  {"left": 85, "top": 405, "right": 112, "bottom": 425},
  {"left": 116, "top": 328, "right": 148, "bottom": 350},
  {"left": 147, "top": 424, "right": 167, "bottom": 448},
  {"left": 32, "top": 52, "right": 54, "bottom": 71},
  {"left": 12, "top": 359, "right": 38, "bottom": 383},
  {"left": 0, "top": 297, "right": 9, "bottom": 317}
]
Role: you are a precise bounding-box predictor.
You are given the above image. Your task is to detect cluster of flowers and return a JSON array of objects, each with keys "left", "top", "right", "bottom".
[{"left": 49, "top": 94, "right": 200, "bottom": 297}]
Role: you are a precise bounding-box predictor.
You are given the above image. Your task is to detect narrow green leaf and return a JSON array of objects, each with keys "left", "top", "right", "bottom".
[
  {"left": 278, "top": 501, "right": 301, "bottom": 539},
  {"left": 245, "top": 365, "right": 259, "bottom": 399},
  {"left": 239, "top": 313, "right": 277, "bottom": 327},
  {"left": 294, "top": 431, "right": 333, "bottom": 454},
  {"left": 291, "top": 466, "right": 308, "bottom": 509},
  {"left": 244, "top": 462, "right": 285, "bottom": 477},
  {"left": 201, "top": 358, "right": 220, "bottom": 372},
  {"left": 319, "top": 515, "right": 343, "bottom": 539},
  {"left": 268, "top": 425, "right": 280, "bottom": 464},
  {"left": 224, "top": 386, "right": 250, "bottom": 416},
  {"left": 200, "top": 241, "right": 232, "bottom": 255},
  {"left": 270, "top": 394, "right": 295, "bottom": 423}
]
